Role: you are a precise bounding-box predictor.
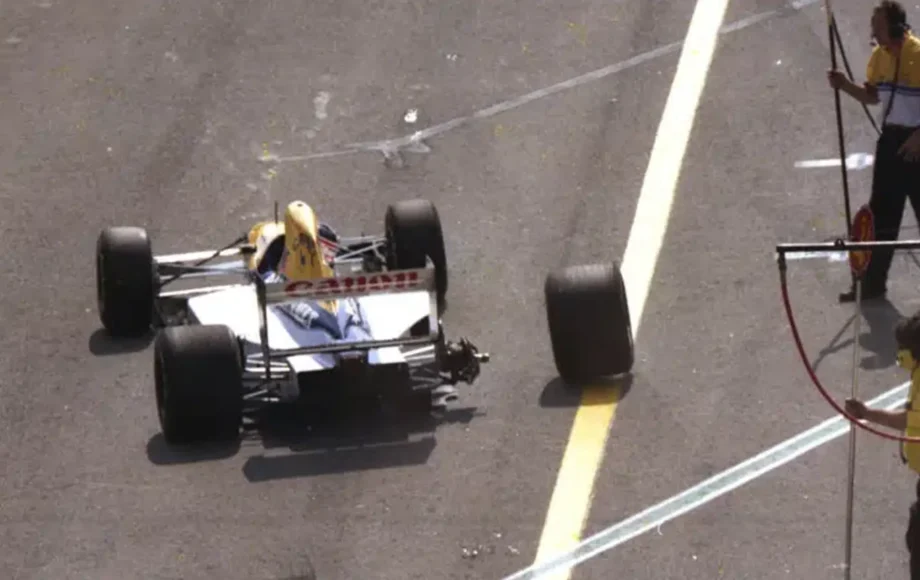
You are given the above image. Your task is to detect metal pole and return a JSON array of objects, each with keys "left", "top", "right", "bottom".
[
  {"left": 829, "top": 13, "right": 853, "bottom": 236},
  {"left": 823, "top": 0, "right": 852, "bottom": 236},
  {"left": 843, "top": 277, "right": 861, "bottom": 579},
  {"left": 776, "top": 239, "right": 920, "bottom": 253}
]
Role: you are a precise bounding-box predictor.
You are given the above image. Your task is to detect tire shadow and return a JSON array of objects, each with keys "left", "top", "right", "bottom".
[
  {"left": 146, "top": 432, "right": 242, "bottom": 465},
  {"left": 539, "top": 372, "right": 634, "bottom": 408},
  {"left": 88, "top": 328, "right": 154, "bottom": 356}
]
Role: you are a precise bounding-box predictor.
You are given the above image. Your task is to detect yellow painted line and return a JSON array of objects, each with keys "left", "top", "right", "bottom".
[{"left": 531, "top": 0, "right": 732, "bottom": 577}]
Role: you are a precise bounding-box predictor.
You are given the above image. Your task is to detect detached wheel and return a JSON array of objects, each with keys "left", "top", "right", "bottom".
[
  {"left": 96, "top": 226, "right": 155, "bottom": 338},
  {"left": 544, "top": 262, "right": 634, "bottom": 385},
  {"left": 385, "top": 199, "right": 448, "bottom": 303},
  {"left": 154, "top": 325, "right": 244, "bottom": 445}
]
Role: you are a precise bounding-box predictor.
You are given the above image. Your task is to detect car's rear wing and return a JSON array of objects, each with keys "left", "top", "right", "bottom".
[
  {"left": 250, "top": 262, "right": 440, "bottom": 372},
  {"left": 261, "top": 264, "right": 435, "bottom": 304}
]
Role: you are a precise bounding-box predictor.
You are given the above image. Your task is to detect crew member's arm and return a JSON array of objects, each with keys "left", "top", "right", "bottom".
[
  {"left": 827, "top": 47, "right": 884, "bottom": 105},
  {"left": 843, "top": 80, "right": 880, "bottom": 105},
  {"left": 828, "top": 70, "right": 880, "bottom": 105},
  {"left": 863, "top": 406, "right": 908, "bottom": 430},
  {"left": 845, "top": 397, "right": 908, "bottom": 430}
]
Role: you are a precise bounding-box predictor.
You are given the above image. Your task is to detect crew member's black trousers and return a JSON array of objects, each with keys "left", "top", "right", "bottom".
[
  {"left": 860, "top": 126, "right": 920, "bottom": 294},
  {"left": 907, "top": 477, "right": 920, "bottom": 578}
]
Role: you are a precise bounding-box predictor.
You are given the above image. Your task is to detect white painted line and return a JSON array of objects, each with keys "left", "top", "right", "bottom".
[
  {"left": 794, "top": 153, "right": 874, "bottom": 171},
  {"left": 262, "top": 0, "right": 821, "bottom": 165},
  {"left": 617, "top": 0, "right": 730, "bottom": 328},
  {"left": 502, "top": 381, "right": 910, "bottom": 580}
]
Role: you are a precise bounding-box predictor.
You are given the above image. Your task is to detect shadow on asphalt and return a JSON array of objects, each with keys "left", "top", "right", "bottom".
[
  {"left": 810, "top": 298, "right": 905, "bottom": 372},
  {"left": 539, "top": 372, "right": 634, "bottom": 408},
  {"left": 88, "top": 328, "right": 154, "bottom": 356},
  {"left": 860, "top": 298, "right": 906, "bottom": 369},
  {"left": 242, "top": 404, "right": 482, "bottom": 482},
  {"left": 267, "top": 554, "right": 317, "bottom": 580},
  {"left": 145, "top": 402, "right": 485, "bottom": 482},
  {"left": 146, "top": 434, "right": 241, "bottom": 465}
]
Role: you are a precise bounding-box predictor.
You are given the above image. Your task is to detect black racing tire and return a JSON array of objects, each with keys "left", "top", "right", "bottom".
[
  {"left": 385, "top": 199, "right": 448, "bottom": 304},
  {"left": 96, "top": 226, "right": 156, "bottom": 338},
  {"left": 154, "top": 325, "right": 244, "bottom": 446},
  {"left": 544, "top": 262, "right": 634, "bottom": 385}
]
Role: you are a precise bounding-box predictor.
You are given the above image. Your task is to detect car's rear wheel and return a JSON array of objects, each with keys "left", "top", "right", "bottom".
[
  {"left": 154, "top": 325, "right": 244, "bottom": 445},
  {"left": 96, "top": 226, "right": 155, "bottom": 338},
  {"left": 385, "top": 199, "right": 449, "bottom": 337},
  {"left": 385, "top": 199, "right": 448, "bottom": 301},
  {"left": 544, "top": 262, "right": 634, "bottom": 385}
]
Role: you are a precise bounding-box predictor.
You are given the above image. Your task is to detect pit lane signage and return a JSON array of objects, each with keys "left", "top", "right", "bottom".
[{"left": 849, "top": 204, "right": 874, "bottom": 279}]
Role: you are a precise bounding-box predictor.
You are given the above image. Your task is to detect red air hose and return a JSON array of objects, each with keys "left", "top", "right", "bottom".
[{"left": 779, "top": 268, "right": 920, "bottom": 443}]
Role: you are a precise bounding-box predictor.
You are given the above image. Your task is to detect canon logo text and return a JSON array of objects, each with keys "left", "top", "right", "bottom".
[{"left": 283, "top": 271, "right": 422, "bottom": 296}]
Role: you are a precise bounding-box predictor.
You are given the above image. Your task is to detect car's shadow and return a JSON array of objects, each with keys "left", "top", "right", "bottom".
[
  {"left": 242, "top": 403, "right": 482, "bottom": 482},
  {"left": 146, "top": 401, "right": 484, "bottom": 482}
]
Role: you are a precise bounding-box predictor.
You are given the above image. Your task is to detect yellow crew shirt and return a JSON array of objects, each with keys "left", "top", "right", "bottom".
[
  {"left": 866, "top": 32, "right": 920, "bottom": 127},
  {"left": 903, "top": 370, "right": 920, "bottom": 473}
]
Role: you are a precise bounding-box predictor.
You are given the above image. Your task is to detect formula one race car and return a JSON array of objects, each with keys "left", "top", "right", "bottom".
[{"left": 95, "top": 198, "right": 490, "bottom": 446}]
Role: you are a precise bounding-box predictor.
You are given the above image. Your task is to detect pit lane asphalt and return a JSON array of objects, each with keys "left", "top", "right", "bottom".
[
  {"left": 2, "top": 0, "right": 915, "bottom": 579},
  {"left": 0, "top": 0, "right": 691, "bottom": 578},
  {"left": 567, "top": 0, "right": 920, "bottom": 578}
]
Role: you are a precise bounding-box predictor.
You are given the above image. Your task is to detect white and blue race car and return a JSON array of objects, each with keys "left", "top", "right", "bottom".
[{"left": 94, "top": 198, "right": 489, "bottom": 446}]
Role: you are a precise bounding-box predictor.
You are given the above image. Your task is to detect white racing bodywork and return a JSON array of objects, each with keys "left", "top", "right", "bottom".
[{"left": 186, "top": 285, "right": 431, "bottom": 373}]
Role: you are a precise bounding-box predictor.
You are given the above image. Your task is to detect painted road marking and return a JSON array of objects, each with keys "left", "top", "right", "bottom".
[
  {"left": 529, "top": 0, "right": 731, "bottom": 578},
  {"left": 794, "top": 153, "right": 874, "bottom": 171},
  {"left": 503, "top": 381, "right": 910, "bottom": 579},
  {"left": 260, "top": 0, "right": 821, "bottom": 166}
]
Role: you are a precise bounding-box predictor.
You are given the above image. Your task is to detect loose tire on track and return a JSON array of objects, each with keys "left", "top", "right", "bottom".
[
  {"left": 154, "top": 325, "right": 244, "bottom": 446},
  {"left": 96, "top": 226, "right": 155, "bottom": 338},
  {"left": 544, "top": 262, "right": 634, "bottom": 385}
]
